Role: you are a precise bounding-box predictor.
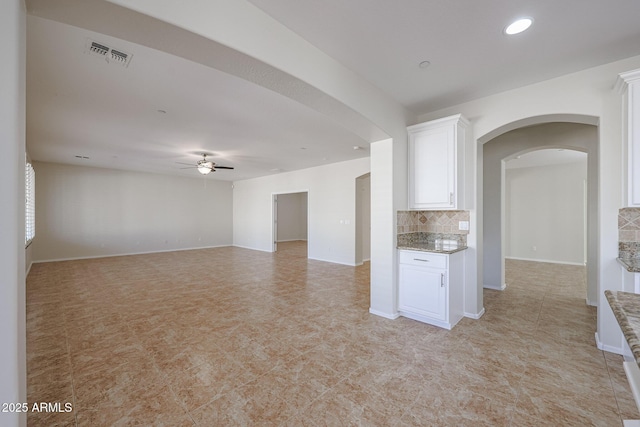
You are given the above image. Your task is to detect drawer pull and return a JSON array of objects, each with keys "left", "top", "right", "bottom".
[
  {"left": 413, "top": 258, "right": 429, "bottom": 262},
  {"left": 441, "top": 273, "right": 445, "bottom": 287}
]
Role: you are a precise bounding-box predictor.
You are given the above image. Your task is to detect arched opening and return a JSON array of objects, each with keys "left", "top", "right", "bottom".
[{"left": 478, "top": 116, "right": 599, "bottom": 310}]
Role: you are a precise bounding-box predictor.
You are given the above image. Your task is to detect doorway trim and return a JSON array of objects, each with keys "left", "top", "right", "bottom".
[{"left": 271, "top": 190, "right": 309, "bottom": 253}]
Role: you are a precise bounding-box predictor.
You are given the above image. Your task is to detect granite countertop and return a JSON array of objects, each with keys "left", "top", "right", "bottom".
[
  {"left": 618, "top": 242, "right": 640, "bottom": 272},
  {"left": 396, "top": 232, "right": 468, "bottom": 254},
  {"left": 397, "top": 242, "right": 468, "bottom": 254},
  {"left": 605, "top": 290, "right": 640, "bottom": 368},
  {"left": 618, "top": 258, "right": 640, "bottom": 273}
]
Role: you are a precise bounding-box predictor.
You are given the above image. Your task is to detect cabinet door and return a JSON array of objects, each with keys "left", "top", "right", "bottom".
[
  {"left": 398, "top": 264, "right": 446, "bottom": 321},
  {"left": 409, "top": 126, "right": 455, "bottom": 209}
]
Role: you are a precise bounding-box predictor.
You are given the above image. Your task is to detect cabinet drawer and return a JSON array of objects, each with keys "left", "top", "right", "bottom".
[{"left": 399, "top": 250, "right": 447, "bottom": 269}]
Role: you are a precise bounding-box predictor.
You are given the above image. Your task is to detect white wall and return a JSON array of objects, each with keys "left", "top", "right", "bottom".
[
  {"left": 506, "top": 160, "right": 587, "bottom": 265},
  {"left": 418, "top": 54, "right": 640, "bottom": 353},
  {"left": 233, "top": 157, "right": 370, "bottom": 266},
  {"left": 32, "top": 162, "right": 233, "bottom": 261},
  {"left": 1, "top": 1, "right": 26, "bottom": 426},
  {"left": 276, "top": 192, "right": 307, "bottom": 242},
  {"left": 369, "top": 139, "right": 399, "bottom": 318}
]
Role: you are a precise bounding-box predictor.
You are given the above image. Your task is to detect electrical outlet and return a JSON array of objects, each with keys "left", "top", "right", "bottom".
[{"left": 458, "top": 221, "right": 469, "bottom": 231}]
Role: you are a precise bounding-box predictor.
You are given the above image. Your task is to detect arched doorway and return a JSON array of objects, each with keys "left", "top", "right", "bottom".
[{"left": 478, "top": 116, "right": 599, "bottom": 307}]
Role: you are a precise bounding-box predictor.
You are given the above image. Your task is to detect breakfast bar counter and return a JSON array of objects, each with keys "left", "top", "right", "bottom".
[{"left": 605, "top": 290, "right": 640, "bottom": 367}]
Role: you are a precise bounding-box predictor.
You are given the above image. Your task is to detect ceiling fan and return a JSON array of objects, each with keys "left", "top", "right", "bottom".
[{"left": 177, "top": 154, "right": 234, "bottom": 175}]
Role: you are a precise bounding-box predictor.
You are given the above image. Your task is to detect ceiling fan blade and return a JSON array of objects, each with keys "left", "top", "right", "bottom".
[
  {"left": 214, "top": 166, "right": 234, "bottom": 170},
  {"left": 179, "top": 166, "right": 197, "bottom": 169},
  {"left": 176, "top": 161, "right": 195, "bottom": 166}
]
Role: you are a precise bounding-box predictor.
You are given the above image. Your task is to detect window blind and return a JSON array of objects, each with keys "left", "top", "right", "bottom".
[{"left": 25, "top": 162, "right": 35, "bottom": 246}]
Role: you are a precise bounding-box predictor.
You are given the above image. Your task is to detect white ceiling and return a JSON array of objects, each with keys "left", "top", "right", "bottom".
[
  {"left": 25, "top": 1, "right": 640, "bottom": 180},
  {"left": 247, "top": 0, "right": 640, "bottom": 112},
  {"left": 26, "top": 15, "right": 370, "bottom": 181}
]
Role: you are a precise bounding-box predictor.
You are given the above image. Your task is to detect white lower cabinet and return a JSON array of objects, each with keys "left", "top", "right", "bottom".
[{"left": 398, "top": 249, "right": 464, "bottom": 330}]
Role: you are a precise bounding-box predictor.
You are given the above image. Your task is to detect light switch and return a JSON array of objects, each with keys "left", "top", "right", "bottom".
[{"left": 458, "top": 221, "right": 469, "bottom": 231}]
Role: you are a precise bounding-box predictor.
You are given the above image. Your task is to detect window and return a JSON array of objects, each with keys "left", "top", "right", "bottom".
[{"left": 25, "top": 161, "right": 35, "bottom": 247}]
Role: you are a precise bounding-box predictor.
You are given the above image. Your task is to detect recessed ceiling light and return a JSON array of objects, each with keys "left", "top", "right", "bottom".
[
  {"left": 418, "top": 60, "right": 431, "bottom": 69},
  {"left": 504, "top": 18, "right": 533, "bottom": 35}
]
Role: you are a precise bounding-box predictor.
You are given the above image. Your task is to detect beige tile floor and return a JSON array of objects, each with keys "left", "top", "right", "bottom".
[{"left": 26, "top": 241, "right": 638, "bottom": 426}]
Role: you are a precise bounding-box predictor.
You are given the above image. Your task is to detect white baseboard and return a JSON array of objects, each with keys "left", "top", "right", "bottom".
[
  {"left": 26, "top": 261, "right": 33, "bottom": 277},
  {"left": 369, "top": 308, "right": 399, "bottom": 320},
  {"left": 484, "top": 283, "right": 506, "bottom": 291},
  {"left": 586, "top": 297, "right": 597, "bottom": 307},
  {"left": 276, "top": 239, "right": 308, "bottom": 243},
  {"left": 399, "top": 311, "right": 454, "bottom": 330},
  {"left": 595, "top": 332, "right": 624, "bottom": 355},
  {"left": 308, "top": 256, "right": 356, "bottom": 267},
  {"left": 465, "top": 307, "right": 485, "bottom": 319},
  {"left": 233, "top": 244, "right": 273, "bottom": 253},
  {"left": 33, "top": 244, "right": 233, "bottom": 264},
  {"left": 505, "top": 256, "right": 585, "bottom": 266}
]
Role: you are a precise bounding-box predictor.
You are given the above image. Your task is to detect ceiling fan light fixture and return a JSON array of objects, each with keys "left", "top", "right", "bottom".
[
  {"left": 197, "top": 160, "right": 213, "bottom": 174},
  {"left": 504, "top": 17, "right": 533, "bottom": 35}
]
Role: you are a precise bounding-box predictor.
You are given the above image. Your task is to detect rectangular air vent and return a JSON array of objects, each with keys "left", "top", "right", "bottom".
[{"left": 85, "top": 39, "right": 133, "bottom": 68}]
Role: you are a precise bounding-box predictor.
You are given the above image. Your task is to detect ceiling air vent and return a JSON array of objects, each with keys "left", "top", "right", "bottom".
[{"left": 85, "top": 39, "right": 133, "bottom": 68}]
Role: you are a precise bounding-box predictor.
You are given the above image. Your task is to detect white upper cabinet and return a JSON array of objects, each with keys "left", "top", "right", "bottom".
[
  {"left": 617, "top": 68, "right": 640, "bottom": 207},
  {"left": 408, "top": 114, "right": 470, "bottom": 210}
]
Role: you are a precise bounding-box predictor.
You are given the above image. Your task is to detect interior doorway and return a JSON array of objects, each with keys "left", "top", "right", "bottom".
[
  {"left": 504, "top": 149, "right": 588, "bottom": 267},
  {"left": 272, "top": 191, "right": 308, "bottom": 254},
  {"left": 481, "top": 120, "right": 598, "bottom": 305},
  {"left": 355, "top": 173, "right": 371, "bottom": 266}
]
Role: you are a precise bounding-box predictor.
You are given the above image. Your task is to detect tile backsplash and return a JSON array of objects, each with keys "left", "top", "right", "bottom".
[
  {"left": 619, "top": 208, "right": 640, "bottom": 259},
  {"left": 397, "top": 210, "right": 470, "bottom": 235},
  {"left": 619, "top": 208, "right": 640, "bottom": 242}
]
